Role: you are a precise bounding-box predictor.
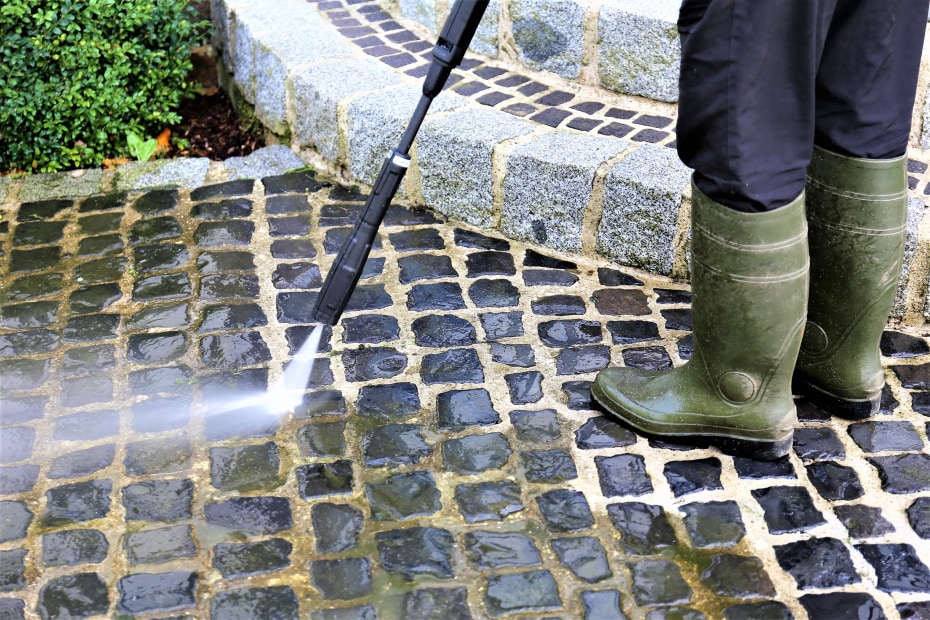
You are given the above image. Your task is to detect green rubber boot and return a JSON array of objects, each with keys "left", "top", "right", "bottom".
[
  {"left": 591, "top": 183, "right": 809, "bottom": 460},
  {"left": 792, "top": 147, "right": 908, "bottom": 419}
]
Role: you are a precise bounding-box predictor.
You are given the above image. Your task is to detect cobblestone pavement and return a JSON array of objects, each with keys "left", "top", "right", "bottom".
[{"left": 2, "top": 170, "right": 930, "bottom": 620}]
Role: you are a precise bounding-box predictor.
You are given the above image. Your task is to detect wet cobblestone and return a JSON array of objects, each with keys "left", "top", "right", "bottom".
[{"left": 2, "top": 166, "right": 929, "bottom": 618}]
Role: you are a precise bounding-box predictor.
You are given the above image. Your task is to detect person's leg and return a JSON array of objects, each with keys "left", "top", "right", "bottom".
[{"left": 794, "top": 0, "right": 929, "bottom": 417}]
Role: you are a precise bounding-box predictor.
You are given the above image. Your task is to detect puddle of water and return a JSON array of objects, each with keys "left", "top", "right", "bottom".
[{"left": 199, "top": 323, "right": 325, "bottom": 419}]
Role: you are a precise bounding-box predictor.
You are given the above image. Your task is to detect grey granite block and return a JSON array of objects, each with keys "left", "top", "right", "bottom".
[
  {"left": 254, "top": 23, "right": 354, "bottom": 134},
  {"left": 211, "top": 0, "right": 254, "bottom": 70},
  {"left": 472, "top": 0, "right": 500, "bottom": 57},
  {"left": 598, "top": 144, "right": 691, "bottom": 275},
  {"left": 224, "top": 146, "right": 305, "bottom": 181},
  {"left": 510, "top": 0, "right": 587, "bottom": 79},
  {"left": 893, "top": 196, "right": 926, "bottom": 318},
  {"left": 292, "top": 60, "right": 404, "bottom": 165},
  {"left": 418, "top": 108, "right": 535, "bottom": 228},
  {"left": 502, "top": 131, "right": 627, "bottom": 253},
  {"left": 347, "top": 85, "right": 469, "bottom": 188},
  {"left": 399, "top": 0, "right": 439, "bottom": 34},
  {"left": 113, "top": 159, "right": 211, "bottom": 191},
  {"left": 0, "top": 177, "right": 12, "bottom": 203},
  {"left": 19, "top": 170, "right": 104, "bottom": 201},
  {"left": 598, "top": 0, "right": 681, "bottom": 102}
]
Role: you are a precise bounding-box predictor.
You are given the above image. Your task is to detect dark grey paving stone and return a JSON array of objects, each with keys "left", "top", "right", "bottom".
[
  {"left": 357, "top": 383, "right": 420, "bottom": 421},
  {"left": 132, "top": 272, "right": 192, "bottom": 301},
  {"left": 0, "top": 328, "right": 57, "bottom": 359},
  {"left": 856, "top": 543, "right": 930, "bottom": 593},
  {"left": 681, "top": 500, "right": 746, "bottom": 549},
  {"left": 413, "top": 314, "right": 477, "bottom": 347},
  {"left": 913, "top": 391, "right": 930, "bottom": 416},
  {"left": 607, "top": 502, "right": 677, "bottom": 555},
  {"left": 0, "top": 598, "right": 24, "bottom": 619},
  {"left": 551, "top": 536, "right": 611, "bottom": 583},
  {"left": 880, "top": 330, "right": 930, "bottom": 358},
  {"left": 805, "top": 461, "right": 864, "bottom": 500},
  {"left": 124, "top": 436, "right": 192, "bottom": 475},
  {"left": 655, "top": 288, "right": 692, "bottom": 304},
  {"left": 192, "top": 179, "right": 255, "bottom": 200},
  {"left": 701, "top": 554, "right": 776, "bottom": 599},
  {"left": 0, "top": 396, "right": 46, "bottom": 424},
  {"left": 664, "top": 458, "right": 723, "bottom": 496},
  {"left": 848, "top": 421, "right": 924, "bottom": 452},
  {"left": 622, "top": 346, "right": 673, "bottom": 370},
  {"left": 532, "top": 294, "right": 586, "bottom": 316},
  {"left": 510, "top": 409, "right": 561, "bottom": 443},
  {"left": 126, "top": 331, "right": 187, "bottom": 366},
  {"left": 204, "top": 497, "right": 292, "bottom": 535},
  {"left": 388, "top": 228, "right": 444, "bottom": 251},
  {"left": 210, "top": 442, "right": 281, "bottom": 492},
  {"left": 12, "top": 220, "right": 66, "bottom": 245},
  {"left": 131, "top": 396, "right": 191, "bottom": 433},
  {"left": 193, "top": 220, "right": 254, "bottom": 246},
  {"left": 793, "top": 426, "right": 845, "bottom": 460},
  {"left": 297, "top": 461, "right": 354, "bottom": 498},
  {"left": 201, "top": 273, "right": 261, "bottom": 299},
  {"left": 723, "top": 602, "right": 793, "bottom": 620},
  {"left": 909, "top": 496, "right": 930, "bottom": 539},
  {"left": 0, "top": 359, "right": 51, "bottom": 394},
  {"left": 285, "top": 324, "right": 333, "bottom": 355},
  {"left": 37, "top": 573, "right": 109, "bottom": 618},
  {"left": 443, "top": 432, "right": 511, "bottom": 474},
  {"left": 133, "top": 188, "right": 179, "bottom": 215},
  {"left": 295, "top": 389, "right": 346, "bottom": 419},
  {"left": 199, "top": 303, "right": 268, "bottom": 331},
  {"left": 408, "top": 282, "right": 466, "bottom": 311},
  {"left": 437, "top": 388, "right": 500, "bottom": 430},
  {"left": 0, "top": 427, "right": 34, "bottom": 465},
  {"left": 469, "top": 279, "right": 520, "bottom": 307},
  {"left": 202, "top": 405, "right": 281, "bottom": 442},
  {"left": 485, "top": 570, "right": 561, "bottom": 617},
  {"left": 200, "top": 331, "right": 272, "bottom": 368},
  {"left": 897, "top": 601, "right": 930, "bottom": 620},
  {"left": 581, "top": 590, "right": 626, "bottom": 620},
  {"left": 556, "top": 345, "right": 611, "bottom": 375},
  {"left": 367, "top": 471, "right": 441, "bottom": 521},
  {"left": 592, "top": 288, "right": 650, "bottom": 316},
  {"left": 774, "top": 538, "right": 859, "bottom": 590},
  {"left": 465, "top": 251, "right": 515, "bottom": 277},
  {"left": 5, "top": 272, "right": 65, "bottom": 302},
  {"left": 536, "top": 489, "right": 594, "bottom": 532},
  {"left": 0, "top": 549, "right": 26, "bottom": 593},
  {"left": 629, "top": 560, "right": 691, "bottom": 606},
  {"left": 564, "top": 382, "right": 594, "bottom": 411},
  {"left": 130, "top": 216, "right": 182, "bottom": 244},
  {"left": 521, "top": 449, "right": 578, "bottom": 483},
  {"left": 538, "top": 320, "right": 602, "bottom": 347},
  {"left": 124, "top": 524, "right": 196, "bottom": 565},
  {"left": 197, "top": 249, "right": 257, "bottom": 273},
  {"left": 661, "top": 308, "right": 692, "bottom": 330},
  {"left": 342, "top": 315, "right": 399, "bottom": 343},
  {"left": 323, "top": 227, "right": 382, "bottom": 254},
  {"left": 64, "top": 314, "right": 119, "bottom": 342},
  {"left": 464, "top": 531, "right": 541, "bottom": 569},
  {"left": 398, "top": 254, "right": 457, "bottom": 283},
  {"left": 310, "top": 558, "right": 373, "bottom": 600},
  {"left": 454, "top": 480, "right": 523, "bottom": 522},
  {"left": 454, "top": 228, "right": 510, "bottom": 250},
  {"left": 267, "top": 194, "right": 310, "bottom": 215},
  {"left": 490, "top": 343, "right": 536, "bottom": 367},
  {"left": 263, "top": 171, "right": 323, "bottom": 194},
  {"left": 191, "top": 197, "right": 253, "bottom": 219},
  {"left": 76, "top": 256, "right": 126, "bottom": 284},
  {"left": 402, "top": 588, "right": 471, "bottom": 620},
  {"left": 128, "top": 303, "right": 189, "bottom": 332},
  {"left": 880, "top": 384, "right": 900, "bottom": 415},
  {"left": 596, "top": 454, "right": 653, "bottom": 497},
  {"left": 751, "top": 486, "right": 826, "bottom": 534},
  {"left": 479, "top": 311, "right": 524, "bottom": 340},
  {"left": 19, "top": 198, "right": 72, "bottom": 220},
  {"left": 81, "top": 191, "right": 128, "bottom": 213},
  {"left": 212, "top": 538, "right": 292, "bottom": 578},
  {"left": 646, "top": 607, "right": 705, "bottom": 620},
  {"left": 0, "top": 501, "right": 32, "bottom": 543},
  {"left": 116, "top": 571, "right": 197, "bottom": 614},
  {"left": 523, "top": 249, "right": 577, "bottom": 269},
  {"left": 342, "top": 347, "right": 407, "bottom": 381},
  {"left": 212, "top": 586, "right": 300, "bottom": 620},
  {"left": 505, "top": 370, "right": 544, "bottom": 404},
  {"left": 795, "top": 398, "right": 831, "bottom": 422},
  {"left": 0, "top": 465, "right": 39, "bottom": 495},
  {"left": 61, "top": 375, "right": 112, "bottom": 407},
  {"left": 268, "top": 214, "right": 313, "bottom": 237},
  {"left": 523, "top": 269, "right": 579, "bottom": 286},
  {"left": 892, "top": 362, "right": 930, "bottom": 389},
  {"left": 376, "top": 526, "right": 455, "bottom": 580},
  {"left": 271, "top": 238, "right": 317, "bottom": 259},
  {"left": 48, "top": 444, "right": 115, "bottom": 479},
  {"left": 122, "top": 479, "right": 193, "bottom": 522},
  {"left": 870, "top": 453, "right": 930, "bottom": 493},
  {"left": 297, "top": 421, "right": 346, "bottom": 458},
  {"left": 363, "top": 423, "right": 432, "bottom": 468},
  {"left": 732, "top": 456, "right": 796, "bottom": 479},
  {"left": 1, "top": 300, "right": 59, "bottom": 329},
  {"left": 800, "top": 593, "right": 885, "bottom": 620},
  {"left": 10, "top": 246, "right": 62, "bottom": 272},
  {"left": 44, "top": 480, "right": 111, "bottom": 526},
  {"left": 343, "top": 283, "right": 393, "bottom": 313},
  {"left": 575, "top": 416, "right": 636, "bottom": 449},
  {"left": 835, "top": 504, "right": 895, "bottom": 539},
  {"left": 312, "top": 503, "right": 364, "bottom": 553}
]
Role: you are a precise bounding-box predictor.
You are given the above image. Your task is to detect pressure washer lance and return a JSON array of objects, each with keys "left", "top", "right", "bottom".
[{"left": 311, "top": 0, "right": 489, "bottom": 326}]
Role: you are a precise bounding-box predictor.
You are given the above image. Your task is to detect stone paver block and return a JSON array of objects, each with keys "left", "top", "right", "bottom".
[
  {"left": 347, "top": 84, "right": 468, "bottom": 186},
  {"left": 510, "top": 0, "right": 586, "bottom": 78},
  {"left": 292, "top": 59, "right": 404, "bottom": 165},
  {"left": 892, "top": 196, "right": 925, "bottom": 317},
  {"left": 502, "top": 131, "right": 627, "bottom": 252},
  {"left": 598, "top": 0, "right": 681, "bottom": 102},
  {"left": 112, "top": 159, "right": 210, "bottom": 191},
  {"left": 598, "top": 144, "right": 691, "bottom": 275},
  {"left": 398, "top": 0, "right": 438, "bottom": 33},
  {"left": 224, "top": 145, "right": 305, "bottom": 180},
  {"left": 18, "top": 170, "right": 104, "bottom": 201},
  {"left": 419, "top": 107, "right": 535, "bottom": 228},
  {"left": 471, "top": 0, "right": 500, "bottom": 57}
]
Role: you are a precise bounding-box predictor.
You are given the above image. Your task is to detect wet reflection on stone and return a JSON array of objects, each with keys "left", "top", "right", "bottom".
[
  {"left": 13, "top": 221, "right": 66, "bottom": 245},
  {"left": 774, "top": 538, "right": 859, "bottom": 589},
  {"left": 510, "top": 409, "right": 561, "bottom": 443},
  {"left": 751, "top": 486, "right": 826, "bottom": 534},
  {"left": 681, "top": 500, "right": 745, "bottom": 548},
  {"left": 856, "top": 543, "right": 930, "bottom": 593},
  {"left": 806, "top": 461, "right": 864, "bottom": 500},
  {"left": 76, "top": 257, "right": 126, "bottom": 284},
  {"left": 312, "top": 503, "right": 364, "bottom": 553},
  {"left": 536, "top": 489, "right": 594, "bottom": 532},
  {"left": 664, "top": 458, "right": 723, "bottom": 497},
  {"left": 408, "top": 282, "right": 466, "bottom": 311},
  {"left": 442, "top": 433, "right": 511, "bottom": 474},
  {"left": 133, "top": 188, "right": 179, "bottom": 215},
  {"left": 363, "top": 424, "right": 432, "bottom": 468},
  {"left": 48, "top": 445, "right": 115, "bottom": 479},
  {"left": 551, "top": 536, "right": 611, "bottom": 583},
  {"left": 607, "top": 502, "right": 676, "bottom": 555},
  {"left": 210, "top": 442, "right": 281, "bottom": 492},
  {"left": 454, "top": 480, "right": 522, "bottom": 522},
  {"left": 132, "top": 272, "right": 192, "bottom": 301},
  {"left": 37, "top": 573, "right": 110, "bottom": 620},
  {"left": 464, "top": 531, "right": 542, "bottom": 569},
  {"left": 130, "top": 216, "right": 182, "bottom": 244},
  {"left": 199, "top": 303, "right": 268, "bottom": 331},
  {"left": 701, "top": 554, "right": 775, "bottom": 599},
  {"left": 484, "top": 570, "right": 561, "bottom": 617},
  {"left": 42, "top": 529, "right": 109, "bottom": 567},
  {"left": 629, "top": 559, "right": 692, "bottom": 606},
  {"left": 212, "top": 538, "right": 292, "bottom": 578},
  {"left": 469, "top": 278, "right": 520, "bottom": 307},
  {"left": 367, "top": 471, "right": 441, "bottom": 521},
  {"left": 376, "top": 527, "right": 455, "bottom": 580},
  {"left": 134, "top": 243, "right": 189, "bottom": 274}
]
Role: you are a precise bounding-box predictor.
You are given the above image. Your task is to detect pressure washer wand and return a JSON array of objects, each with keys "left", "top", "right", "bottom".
[{"left": 311, "top": 0, "right": 489, "bottom": 326}]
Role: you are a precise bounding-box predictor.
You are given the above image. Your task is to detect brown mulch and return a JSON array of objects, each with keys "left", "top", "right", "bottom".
[{"left": 167, "top": 89, "right": 265, "bottom": 159}]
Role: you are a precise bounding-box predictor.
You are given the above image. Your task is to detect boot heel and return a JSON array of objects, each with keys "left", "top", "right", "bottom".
[
  {"left": 793, "top": 376, "right": 880, "bottom": 420},
  {"left": 713, "top": 434, "right": 794, "bottom": 461}
]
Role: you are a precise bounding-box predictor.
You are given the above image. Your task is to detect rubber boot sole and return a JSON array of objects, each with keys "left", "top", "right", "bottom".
[
  {"left": 590, "top": 389, "right": 793, "bottom": 461},
  {"left": 792, "top": 376, "right": 880, "bottom": 420}
]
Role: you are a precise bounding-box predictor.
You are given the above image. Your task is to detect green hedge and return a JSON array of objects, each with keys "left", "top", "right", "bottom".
[{"left": 0, "top": 0, "right": 210, "bottom": 173}]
